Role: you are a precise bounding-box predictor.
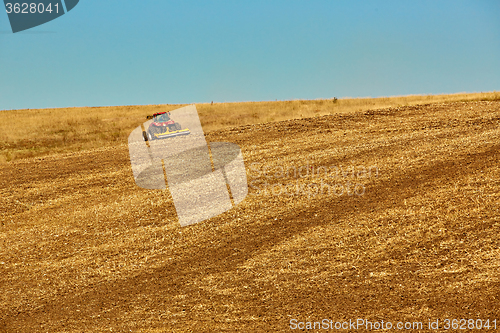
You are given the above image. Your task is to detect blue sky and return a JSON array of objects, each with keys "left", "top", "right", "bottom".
[{"left": 1, "top": 0, "right": 499, "bottom": 110}]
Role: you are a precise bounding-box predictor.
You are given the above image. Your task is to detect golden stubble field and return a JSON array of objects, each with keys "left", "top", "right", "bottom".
[
  {"left": 1, "top": 98, "right": 500, "bottom": 332},
  {"left": 1, "top": 92, "right": 499, "bottom": 162}
]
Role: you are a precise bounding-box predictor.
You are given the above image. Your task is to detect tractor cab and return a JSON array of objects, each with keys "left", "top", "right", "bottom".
[{"left": 152, "top": 112, "right": 171, "bottom": 123}]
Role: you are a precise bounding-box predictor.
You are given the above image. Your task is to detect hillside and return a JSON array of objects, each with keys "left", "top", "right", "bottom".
[
  {"left": 1, "top": 92, "right": 499, "bottom": 162},
  {"left": 1, "top": 100, "right": 500, "bottom": 332}
]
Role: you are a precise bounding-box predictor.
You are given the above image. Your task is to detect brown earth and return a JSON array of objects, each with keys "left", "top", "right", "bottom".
[{"left": 1, "top": 101, "right": 499, "bottom": 332}]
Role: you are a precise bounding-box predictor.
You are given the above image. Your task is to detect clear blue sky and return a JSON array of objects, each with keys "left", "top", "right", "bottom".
[{"left": 1, "top": 0, "right": 499, "bottom": 110}]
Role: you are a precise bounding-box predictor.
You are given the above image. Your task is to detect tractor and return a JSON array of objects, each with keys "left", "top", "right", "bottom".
[{"left": 143, "top": 112, "right": 191, "bottom": 141}]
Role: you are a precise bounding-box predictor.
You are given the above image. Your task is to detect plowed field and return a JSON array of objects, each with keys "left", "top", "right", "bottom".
[{"left": 1, "top": 101, "right": 499, "bottom": 332}]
